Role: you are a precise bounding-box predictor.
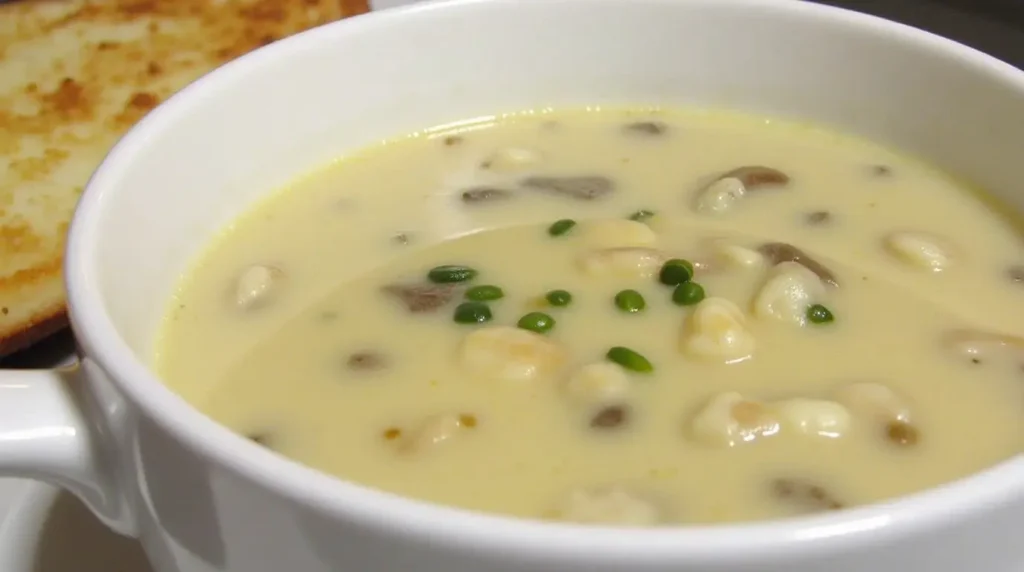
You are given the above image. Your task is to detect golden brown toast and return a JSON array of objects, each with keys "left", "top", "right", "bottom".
[{"left": 0, "top": 0, "right": 369, "bottom": 356}]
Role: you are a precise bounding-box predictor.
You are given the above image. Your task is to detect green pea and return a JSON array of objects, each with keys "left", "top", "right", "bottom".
[
  {"left": 453, "top": 302, "right": 492, "bottom": 324},
  {"left": 606, "top": 346, "right": 653, "bottom": 373},
  {"left": 659, "top": 258, "right": 694, "bottom": 286},
  {"left": 545, "top": 289, "right": 572, "bottom": 307},
  {"left": 465, "top": 285, "right": 504, "bottom": 301},
  {"left": 428, "top": 265, "right": 478, "bottom": 283},
  {"left": 548, "top": 219, "right": 577, "bottom": 237},
  {"left": 672, "top": 282, "right": 705, "bottom": 306},
  {"left": 628, "top": 209, "right": 655, "bottom": 222},
  {"left": 517, "top": 312, "right": 555, "bottom": 334},
  {"left": 807, "top": 303, "right": 835, "bottom": 324},
  {"left": 614, "top": 289, "right": 646, "bottom": 313}
]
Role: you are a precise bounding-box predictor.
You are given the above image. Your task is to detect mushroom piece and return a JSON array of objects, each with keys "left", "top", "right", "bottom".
[
  {"left": 398, "top": 412, "right": 478, "bottom": 454},
  {"left": 233, "top": 264, "right": 285, "bottom": 311},
  {"left": 680, "top": 297, "right": 756, "bottom": 364},
  {"left": 521, "top": 175, "right": 615, "bottom": 201},
  {"left": 551, "top": 485, "right": 663, "bottom": 526},
  {"left": 805, "top": 211, "right": 832, "bottom": 225},
  {"left": 693, "top": 166, "right": 790, "bottom": 214},
  {"left": 381, "top": 283, "right": 460, "bottom": 313},
  {"left": 692, "top": 237, "right": 766, "bottom": 274},
  {"left": 461, "top": 187, "right": 514, "bottom": 204},
  {"left": 577, "top": 247, "right": 667, "bottom": 279},
  {"left": 1005, "top": 264, "right": 1024, "bottom": 284},
  {"left": 578, "top": 219, "right": 658, "bottom": 250},
  {"left": 752, "top": 261, "right": 828, "bottom": 327},
  {"left": 770, "top": 478, "right": 844, "bottom": 512},
  {"left": 622, "top": 121, "right": 667, "bottom": 136},
  {"left": 590, "top": 405, "right": 629, "bottom": 429},
  {"left": 563, "top": 362, "right": 631, "bottom": 407},
  {"left": 480, "top": 147, "right": 542, "bottom": 172},
  {"left": 346, "top": 351, "right": 389, "bottom": 372},
  {"left": 882, "top": 231, "right": 956, "bottom": 272},
  {"left": 459, "top": 326, "right": 568, "bottom": 384},
  {"left": 940, "top": 328, "right": 1024, "bottom": 369},
  {"left": 689, "top": 391, "right": 780, "bottom": 447},
  {"left": 756, "top": 242, "right": 839, "bottom": 287}
]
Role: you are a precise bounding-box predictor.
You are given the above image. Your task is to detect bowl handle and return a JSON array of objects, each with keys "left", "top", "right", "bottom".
[{"left": 0, "top": 365, "right": 137, "bottom": 536}]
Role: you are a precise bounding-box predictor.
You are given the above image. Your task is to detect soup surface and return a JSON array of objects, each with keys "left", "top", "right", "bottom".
[{"left": 157, "top": 107, "right": 1024, "bottom": 525}]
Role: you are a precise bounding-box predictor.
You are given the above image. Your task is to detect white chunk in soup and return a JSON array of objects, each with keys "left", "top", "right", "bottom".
[{"left": 156, "top": 107, "right": 1024, "bottom": 526}]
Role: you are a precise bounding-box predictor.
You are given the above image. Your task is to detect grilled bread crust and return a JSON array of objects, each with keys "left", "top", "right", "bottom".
[{"left": 0, "top": 0, "right": 369, "bottom": 356}]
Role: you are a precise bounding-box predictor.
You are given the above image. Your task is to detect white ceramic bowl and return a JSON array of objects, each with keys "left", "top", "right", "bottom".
[{"left": 0, "top": 1, "right": 1022, "bottom": 571}]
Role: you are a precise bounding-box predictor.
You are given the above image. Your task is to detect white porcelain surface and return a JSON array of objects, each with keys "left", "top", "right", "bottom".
[
  {"left": 0, "top": 483, "right": 152, "bottom": 572},
  {"left": 1, "top": 1, "right": 1023, "bottom": 571}
]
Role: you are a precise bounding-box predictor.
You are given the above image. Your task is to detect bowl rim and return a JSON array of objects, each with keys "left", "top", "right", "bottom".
[{"left": 65, "top": 0, "right": 1024, "bottom": 560}]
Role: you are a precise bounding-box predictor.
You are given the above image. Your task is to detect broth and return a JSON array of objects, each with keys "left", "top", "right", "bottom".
[{"left": 156, "top": 107, "right": 1024, "bottom": 525}]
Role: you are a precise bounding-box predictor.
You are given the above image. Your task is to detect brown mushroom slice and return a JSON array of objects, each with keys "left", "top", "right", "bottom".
[
  {"left": 622, "top": 121, "right": 667, "bottom": 136},
  {"left": 520, "top": 175, "right": 615, "bottom": 201},
  {"left": 461, "top": 187, "right": 514, "bottom": 204},
  {"left": 805, "top": 211, "right": 832, "bottom": 225},
  {"left": 941, "top": 328, "right": 1024, "bottom": 368},
  {"left": 721, "top": 166, "right": 790, "bottom": 189},
  {"left": 381, "top": 283, "right": 460, "bottom": 313},
  {"left": 770, "top": 478, "right": 844, "bottom": 513},
  {"left": 757, "top": 242, "right": 840, "bottom": 287},
  {"left": 590, "top": 405, "right": 629, "bottom": 429},
  {"left": 1005, "top": 265, "right": 1024, "bottom": 284},
  {"left": 346, "top": 351, "right": 389, "bottom": 371}
]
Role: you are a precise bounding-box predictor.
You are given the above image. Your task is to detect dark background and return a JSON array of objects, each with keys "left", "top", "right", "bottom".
[
  {"left": 3, "top": 0, "right": 1023, "bottom": 368},
  {"left": 815, "top": 0, "right": 1024, "bottom": 68}
]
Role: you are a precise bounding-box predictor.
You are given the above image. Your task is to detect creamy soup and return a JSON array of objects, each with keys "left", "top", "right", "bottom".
[{"left": 156, "top": 108, "right": 1024, "bottom": 526}]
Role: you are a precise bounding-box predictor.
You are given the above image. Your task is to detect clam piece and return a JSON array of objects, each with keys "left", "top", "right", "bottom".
[
  {"left": 833, "top": 382, "right": 912, "bottom": 424},
  {"left": 833, "top": 382, "right": 919, "bottom": 449},
  {"left": 234, "top": 264, "right": 285, "bottom": 311},
  {"left": 459, "top": 326, "right": 568, "bottom": 384},
  {"left": 578, "top": 219, "right": 658, "bottom": 250},
  {"left": 689, "top": 391, "right": 780, "bottom": 447},
  {"left": 563, "top": 362, "right": 631, "bottom": 407},
  {"left": 882, "top": 231, "right": 955, "bottom": 272},
  {"left": 775, "top": 398, "right": 851, "bottom": 439},
  {"left": 551, "top": 485, "right": 663, "bottom": 526},
  {"left": 752, "top": 261, "right": 827, "bottom": 327},
  {"left": 680, "top": 297, "right": 756, "bottom": 363},
  {"left": 941, "top": 329, "right": 1024, "bottom": 368},
  {"left": 481, "top": 147, "right": 542, "bottom": 172},
  {"left": 693, "top": 166, "right": 790, "bottom": 214},
  {"left": 577, "top": 247, "right": 667, "bottom": 279},
  {"left": 398, "top": 413, "right": 478, "bottom": 454}
]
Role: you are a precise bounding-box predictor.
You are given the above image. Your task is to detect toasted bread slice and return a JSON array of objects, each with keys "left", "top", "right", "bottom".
[{"left": 0, "top": 0, "right": 369, "bottom": 357}]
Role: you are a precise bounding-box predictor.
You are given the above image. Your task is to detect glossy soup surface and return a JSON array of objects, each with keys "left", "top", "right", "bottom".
[{"left": 156, "top": 108, "right": 1024, "bottom": 525}]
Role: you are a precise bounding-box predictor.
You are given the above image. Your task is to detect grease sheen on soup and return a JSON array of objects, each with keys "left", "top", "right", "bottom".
[{"left": 156, "top": 108, "right": 1024, "bottom": 526}]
